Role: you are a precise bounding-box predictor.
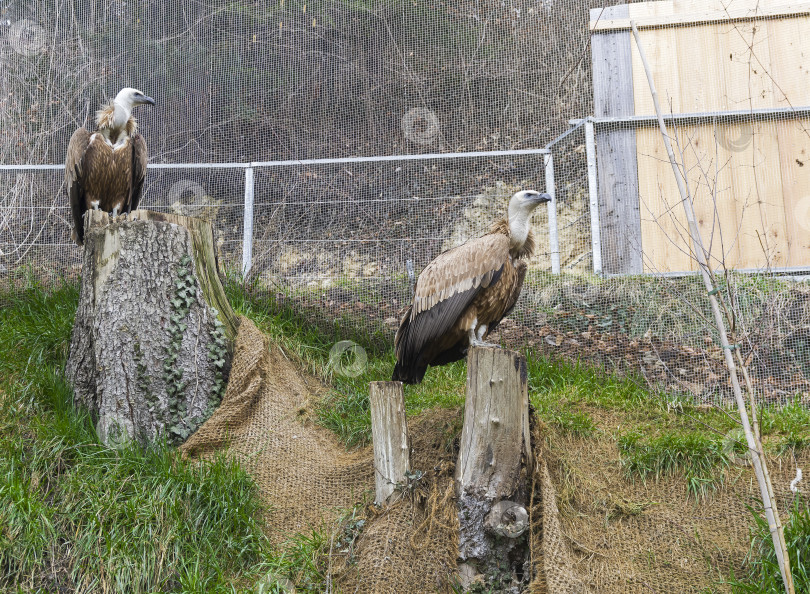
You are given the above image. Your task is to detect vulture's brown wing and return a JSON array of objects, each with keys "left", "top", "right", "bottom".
[
  {"left": 65, "top": 128, "right": 91, "bottom": 245},
  {"left": 128, "top": 132, "right": 147, "bottom": 212},
  {"left": 395, "top": 233, "right": 510, "bottom": 358}
]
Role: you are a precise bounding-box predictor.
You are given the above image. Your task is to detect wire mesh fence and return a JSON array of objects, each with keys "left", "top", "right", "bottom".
[
  {"left": 3, "top": 0, "right": 810, "bottom": 408},
  {"left": 4, "top": 1, "right": 810, "bottom": 591}
]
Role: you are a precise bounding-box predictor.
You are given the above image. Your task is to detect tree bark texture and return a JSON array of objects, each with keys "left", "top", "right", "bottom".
[
  {"left": 369, "top": 381, "right": 410, "bottom": 505},
  {"left": 456, "top": 346, "right": 532, "bottom": 592},
  {"left": 66, "top": 209, "right": 239, "bottom": 447}
]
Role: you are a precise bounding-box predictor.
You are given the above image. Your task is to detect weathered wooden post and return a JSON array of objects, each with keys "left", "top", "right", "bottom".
[
  {"left": 66, "top": 209, "right": 239, "bottom": 447},
  {"left": 456, "top": 345, "right": 532, "bottom": 591},
  {"left": 369, "top": 381, "right": 410, "bottom": 505}
]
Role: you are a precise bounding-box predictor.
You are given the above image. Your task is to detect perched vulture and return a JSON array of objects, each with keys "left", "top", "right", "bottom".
[
  {"left": 393, "top": 190, "right": 552, "bottom": 384},
  {"left": 66, "top": 87, "right": 155, "bottom": 245}
]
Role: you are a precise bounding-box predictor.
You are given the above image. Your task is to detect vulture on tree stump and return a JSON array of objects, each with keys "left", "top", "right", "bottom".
[
  {"left": 393, "top": 190, "right": 551, "bottom": 384},
  {"left": 65, "top": 87, "right": 155, "bottom": 245}
]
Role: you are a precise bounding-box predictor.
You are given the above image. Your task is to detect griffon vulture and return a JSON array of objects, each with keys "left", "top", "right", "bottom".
[
  {"left": 66, "top": 87, "right": 155, "bottom": 245},
  {"left": 392, "top": 190, "right": 551, "bottom": 384}
]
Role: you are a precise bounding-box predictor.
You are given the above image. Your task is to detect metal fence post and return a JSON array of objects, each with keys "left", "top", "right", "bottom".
[
  {"left": 242, "top": 166, "right": 255, "bottom": 278},
  {"left": 585, "top": 118, "right": 603, "bottom": 275},
  {"left": 544, "top": 153, "right": 560, "bottom": 274}
]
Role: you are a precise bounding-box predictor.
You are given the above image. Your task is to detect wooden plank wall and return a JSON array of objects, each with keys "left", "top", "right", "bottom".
[
  {"left": 591, "top": 0, "right": 810, "bottom": 273},
  {"left": 769, "top": 14, "right": 810, "bottom": 264}
]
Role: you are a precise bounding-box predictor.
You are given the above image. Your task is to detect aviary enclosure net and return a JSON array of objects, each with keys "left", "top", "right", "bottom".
[{"left": 1, "top": 0, "right": 809, "bottom": 591}]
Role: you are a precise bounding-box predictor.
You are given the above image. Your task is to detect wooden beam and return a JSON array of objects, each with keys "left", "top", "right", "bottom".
[
  {"left": 591, "top": 3, "right": 810, "bottom": 32},
  {"left": 369, "top": 381, "right": 409, "bottom": 506},
  {"left": 591, "top": 4, "right": 643, "bottom": 274}
]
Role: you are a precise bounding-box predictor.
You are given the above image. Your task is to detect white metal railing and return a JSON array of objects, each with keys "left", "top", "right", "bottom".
[
  {"left": 1, "top": 147, "right": 570, "bottom": 278},
  {"left": 0, "top": 147, "right": 554, "bottom": 172}
]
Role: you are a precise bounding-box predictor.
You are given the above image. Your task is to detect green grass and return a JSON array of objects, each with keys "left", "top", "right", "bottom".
[
  {"left": 523, "top": 351, "right": 808, "bottom": 501},
  {"left": 531, "top": 399, "right": 598, "bottom": 438},
  {"left": 0, "top": 278, "right": 320, "bottom": 592},
  {"left": 727, "top": 497, "right": 810, "bottom": 593},
  {"left": 761, "top": 400, "right": 810, "bottom": 454},
  {"left": 616, "top": 430, "right": 731, "bottom": 497},
  {"left": 526, "top": 353, "right": 651, "bottom": 411},
  {"left": 253, "top": 529, "right": 330, "bottom": 593},
  {"left": 225, "top": 277, "right": 466, "bottom": 447},
  {"left": 3, "top": 275, "right": 808, "bottom": 591},
  {"left": 527, "top": 349, "right": 736, "bottom": 497}
]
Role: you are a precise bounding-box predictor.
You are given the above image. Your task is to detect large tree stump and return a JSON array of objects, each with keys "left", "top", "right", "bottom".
[
  {"left": 66, "top": 209, "right": 239, "bottom": 447},
  {"left": 369, "top": 381, "right": 410, "bottom": 505},
  {"left": 456, "top": 346, "right": 533, "bottom": 592}
]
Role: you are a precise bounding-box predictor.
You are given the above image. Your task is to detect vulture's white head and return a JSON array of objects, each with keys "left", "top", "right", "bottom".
[
  {"left": 507, "top": 190, "right": 551, "bottom": 247},
  {"left": 96, "top": 87, "right": 155, "bottom": 137},
  {"left": 97, "top": 88, "right": 155, "bottom": 135},
  {"left": 114, "top": 87, "right": 156, "bottom": 111}
]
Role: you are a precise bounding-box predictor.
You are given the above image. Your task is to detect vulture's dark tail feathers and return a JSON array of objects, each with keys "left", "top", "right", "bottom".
[
  {"left": 392, "top": 360, "right": 427, "bottom": 384},
  {"left": 391, "top": 306, "right": 425, "bottom": 384}
]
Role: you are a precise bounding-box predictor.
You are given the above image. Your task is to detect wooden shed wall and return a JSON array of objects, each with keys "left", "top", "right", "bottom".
[{"left": 591, "top": 0, "right": 810, "bottom": 274}]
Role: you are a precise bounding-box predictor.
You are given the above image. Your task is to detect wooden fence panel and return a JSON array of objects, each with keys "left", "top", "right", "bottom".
[
  {"left": 592, "top": 0, "right": 810, "bottom": 273},
  {"left": 768, "top": 16, "right": 810, "bottom": 265}
]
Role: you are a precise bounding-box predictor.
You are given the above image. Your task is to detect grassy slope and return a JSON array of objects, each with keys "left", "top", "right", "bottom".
[
  {"left": 0, "top": 278, "right": 806, "bottom": 592},
  {"left": 0, "top": 280, "right": 325, "bottom": 592},
  {"left": 225, "top": 280, "right": 810, "bottom": 592},
  {"left": 525, "top": 355, "right": 809, "bottom": 592}
]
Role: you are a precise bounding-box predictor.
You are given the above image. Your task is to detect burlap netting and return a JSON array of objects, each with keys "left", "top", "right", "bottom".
[
  {"left": 532, "top": 414, "right": 810, "bottom": 594},
  {"left": 180, "top": 317, "right": 464, "bottom": 590},
  {"left": 334, "top": 407, "right": 462, "bottom": 591},
  {"left": 180, "top": 318, "right": 807, "bottom": 592},
  {"left": 180, "top": 317, "right": 373, "bottom": 542}
]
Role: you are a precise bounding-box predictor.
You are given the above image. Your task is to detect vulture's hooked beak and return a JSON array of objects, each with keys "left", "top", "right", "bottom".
[
  {"left": 139, "top": 96, "right": 156, "bottom": 106},
  {"left": 531, "top": 192, "right": 552, "bottom": 204}
]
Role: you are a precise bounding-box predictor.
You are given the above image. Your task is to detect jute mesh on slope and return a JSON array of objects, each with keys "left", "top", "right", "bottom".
[
  {"left": 531, "top": 418, "right": 810, "bottom": 594},
  {"left": 180, "top": 316, "right": 372, "bottom": 543},
  {"left": 333, "top": 408, "right": 462, "bottom": 592},
  {"left": 180, "top": 317, "right": 464, "bottom": 590},
  {"left": 180, "top": 317, "right": 807, "bottom": 592}
]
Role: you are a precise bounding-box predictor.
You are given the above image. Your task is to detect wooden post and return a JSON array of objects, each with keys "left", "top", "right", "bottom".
[
  {"left": 456, "top": 346, "right": 532, "bottom": 591},
  {"left": 369, "top": 381, "right": 409, "bottom": 506},
  {"left": 590, "top": 4, "right": 643, "bottom": 274}
]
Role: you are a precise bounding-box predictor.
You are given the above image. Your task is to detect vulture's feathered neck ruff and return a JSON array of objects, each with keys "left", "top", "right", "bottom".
[
  {"left": 94, "top": 88, "right": 154, "bottom": 146},
  {"left": 486, "top": 189, "right": 550, "bottom": 259},
  {"left": 95, "top": 101, "right": 138, "bottom": 146},
  {"left": 488, "top": 218, "right": 535, "bottom": 260}
]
